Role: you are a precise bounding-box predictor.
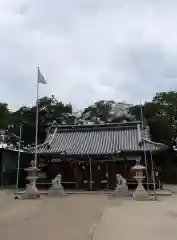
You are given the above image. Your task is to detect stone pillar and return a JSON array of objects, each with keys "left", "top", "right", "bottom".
[
  {"left": 21, "top": 160, "right": 40, "bottom": 199},
  {"left": 132, "top": 163, "right": 149, "bottom": 201}
]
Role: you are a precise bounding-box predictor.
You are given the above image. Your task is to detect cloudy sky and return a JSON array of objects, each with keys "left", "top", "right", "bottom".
[{"left": 0, "top": 0, "right": 177, "bottom": 111}]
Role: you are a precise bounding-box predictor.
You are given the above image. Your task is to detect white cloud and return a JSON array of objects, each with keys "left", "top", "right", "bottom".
[{"left": 0, "top": 0, "right": 177, "bottom": 110}]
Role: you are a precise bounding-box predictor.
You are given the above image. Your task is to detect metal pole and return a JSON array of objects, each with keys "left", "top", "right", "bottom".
[
  {"left": 34, "top": 67, "right": 39, "bottom": 167},
  {"left": 15, "top": 123, "right": 22, "bottom": 193},
  {"left": 140, "top": 101, "right": 149, "bottom": 192},
  {"left": 150, "top": 151, "right": 157, "bottom": 200},
  {"left": 89, "top": 158, "right": 92, "bottom": 190}
]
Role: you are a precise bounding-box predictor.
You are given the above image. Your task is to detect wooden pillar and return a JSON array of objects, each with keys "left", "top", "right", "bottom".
[
  {"left": 111, "top": 161, "right": 117, "bottom": 190},
  {"left": 89, "top": 158, "right": 92, "bottom": 190},
  {"left": 0, "top": 156, "right": 4, "bottom": 188},
  {"left": 106, "top": 162, "right": 109, "bottom": 189},
  {"left": 74, "top": 162, "right": 77, "bottom": 189}
]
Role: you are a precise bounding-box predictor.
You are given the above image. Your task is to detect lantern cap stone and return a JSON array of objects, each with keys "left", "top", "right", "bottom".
[
  {"left": 25, "top": 166, "right": 40, "bottom": 171},
  {"left": 132, "top": 164, "right": 146, "bottom": 170}
]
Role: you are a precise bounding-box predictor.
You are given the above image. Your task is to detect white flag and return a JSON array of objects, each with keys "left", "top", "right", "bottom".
[{"left": 38, "top": 68, "right": 47, "bottom": 84}]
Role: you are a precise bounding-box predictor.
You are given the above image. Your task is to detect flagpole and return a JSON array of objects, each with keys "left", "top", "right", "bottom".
[
  {"left": 34, "top": 67, "right": 39, "bottom": 167},
  {"left": 15, "top": 122, "right": 22, "bottom": 194},
  {"left": 140, "top": 100, "right": 149, "bottom": 192}
]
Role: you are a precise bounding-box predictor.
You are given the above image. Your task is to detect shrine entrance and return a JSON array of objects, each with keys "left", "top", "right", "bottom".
[
  {"left": 69, "top": 161, "right": 117, "bottom": 191},
  {"left": 71, "top": 161, "right": 110, "bottom": 190},
  {"left": 91, "top": 162, "right": 109, "bottom": 190}
]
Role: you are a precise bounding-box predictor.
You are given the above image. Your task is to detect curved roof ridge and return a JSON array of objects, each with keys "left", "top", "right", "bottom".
[
  {"left": 49, "top": 121, "right": 141, "bottom": 130},
  {"left": 50, "top": 122, "right": 142, "bottom": 133},
  {"left": 27, "top": 128, "right": 57, "bottom": 151},
  {"left": 143, "top": 138, "right": 168, "bottom": 148}
]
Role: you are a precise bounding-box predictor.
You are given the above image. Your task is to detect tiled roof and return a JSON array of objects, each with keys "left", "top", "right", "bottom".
[{"left": 28, "top": 122, "right": 168, "bottom": 156}]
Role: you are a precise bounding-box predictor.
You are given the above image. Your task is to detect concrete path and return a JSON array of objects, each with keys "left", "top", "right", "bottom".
[
  {"left": 0, "top": 191, "right": 107, "bottom": 240},
  {"left": 94, "top": 196, "right": 177, "bottom": 240}
]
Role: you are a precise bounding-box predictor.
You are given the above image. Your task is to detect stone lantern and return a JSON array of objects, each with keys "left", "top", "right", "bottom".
[
  {"left": 21, "top": 160, "right": 40, "bottom": 199},
  {"left": 132, "top": 162, "right": 149, "bottom": 201}
]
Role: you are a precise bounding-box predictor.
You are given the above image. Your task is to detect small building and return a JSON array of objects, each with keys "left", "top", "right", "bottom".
[
  {"left": 0, "top": 143, "right": 30, "bottom": 188},
  {"left": 29, "top": 121, "right": 167, "bottom": 190}
]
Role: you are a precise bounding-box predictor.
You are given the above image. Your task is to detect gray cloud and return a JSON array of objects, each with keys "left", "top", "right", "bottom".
[{"left": 0, "top": 0, "right": 177, "bottom": 110}]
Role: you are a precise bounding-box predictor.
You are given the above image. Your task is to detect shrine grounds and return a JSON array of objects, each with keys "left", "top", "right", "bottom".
[
  {"left": 1, "top": 189, "right": 177, "bottom": 240},
  {"left": 0, "top": 191, "right": 107, "bottom": 240}
]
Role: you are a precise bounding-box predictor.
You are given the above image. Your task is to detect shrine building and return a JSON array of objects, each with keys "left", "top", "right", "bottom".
[{"left": 28, "top": 121, "right": 167, "bottom": 190}]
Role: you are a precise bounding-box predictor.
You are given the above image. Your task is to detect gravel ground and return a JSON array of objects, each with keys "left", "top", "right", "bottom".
[{"left": 0, "top": 191, "right": 108, "bottom": 240}]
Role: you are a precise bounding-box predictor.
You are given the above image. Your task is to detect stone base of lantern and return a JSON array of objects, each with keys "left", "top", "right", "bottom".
[
  {"left": 21, "top": 162, "right": 41, "bottom": 200},
  {"left": 133, "top": 183, "right": 149, "bottom": 201},
  {"left": 21, "top": 183, "right": 40, "bottom": 199}
]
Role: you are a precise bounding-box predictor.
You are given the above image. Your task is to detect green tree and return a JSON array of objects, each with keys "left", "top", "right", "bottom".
[
  {"left": 0, "top": 102, "right": 10, "bottom": 129},
  {"left": 153, "top": 91, "right": 177, "bottom": 132},
  {"left": 7, "top": 96, "right": 74, "bottom": 146},
  {"left": 129, "top": 102, "right": 173, "bottom": 146},
  {"left": 82, "top": 100, "right": 132, "bottom": 123},
  {"left": 82, "top": 100, "right": 114, "bottom": 123}
]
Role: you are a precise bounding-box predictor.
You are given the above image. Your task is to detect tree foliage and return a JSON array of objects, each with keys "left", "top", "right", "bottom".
[
  {"left": 129, "top": 101, "right": 173, "bottom": 146},
  {"left": 0, "top": 91, "right": 176, "bottom": 150},
  {"left": 0, "top": 103, "right": 10, "bottom": 129}
]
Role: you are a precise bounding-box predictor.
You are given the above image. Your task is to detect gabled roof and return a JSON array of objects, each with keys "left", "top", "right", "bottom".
[{"left": 28, "top": 122, "right": 168, "bottom": 156}]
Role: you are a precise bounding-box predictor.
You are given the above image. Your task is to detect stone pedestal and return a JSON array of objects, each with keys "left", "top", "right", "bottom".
[
  {"left": 21, "top": 161, "right": 40, "bottom": 199},
  {"left": 132, "top": 164, "right": 149, "bottom": 201},
  {"left": 48, "top": 174, "right": 66, "bottom": 197},
  {"left": 114, "top": 174, "right": 130, "bottom": 197}
]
